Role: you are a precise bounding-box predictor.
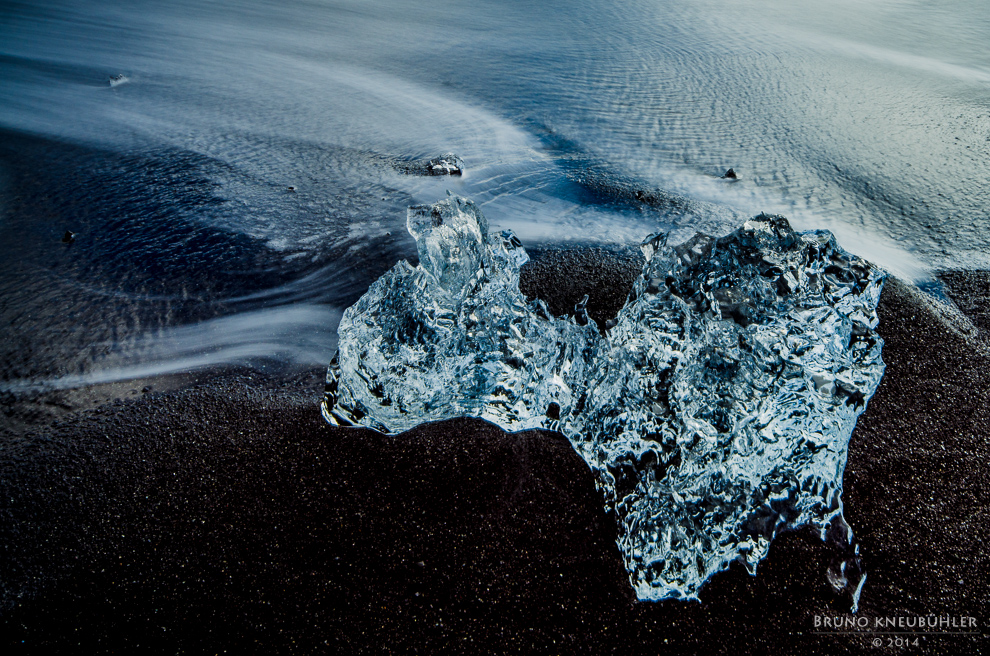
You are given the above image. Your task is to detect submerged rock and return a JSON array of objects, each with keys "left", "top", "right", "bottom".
[{"left": 323, "top": 194, "right": 885, "bottom": 605}]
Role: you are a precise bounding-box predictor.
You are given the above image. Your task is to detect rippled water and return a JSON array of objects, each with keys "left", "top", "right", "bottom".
[{"left": 1, "top": 0, "right": 988, "bottom": 389}]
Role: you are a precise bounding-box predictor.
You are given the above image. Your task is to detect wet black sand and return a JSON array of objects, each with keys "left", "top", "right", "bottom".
[{"left": 1, "top": 270, "right": 989, "bottom": 654}]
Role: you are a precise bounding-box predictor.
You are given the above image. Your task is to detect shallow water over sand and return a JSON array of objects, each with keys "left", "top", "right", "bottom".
[{"left": 1, "top": 0, "right": 988, "bottom": 387}]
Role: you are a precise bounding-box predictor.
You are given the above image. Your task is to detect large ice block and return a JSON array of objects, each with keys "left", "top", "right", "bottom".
[{"left": 322, "top": 194, "right": 884, "bottom": 605}]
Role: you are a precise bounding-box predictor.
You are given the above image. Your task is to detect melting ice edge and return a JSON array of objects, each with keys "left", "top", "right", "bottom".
[{"left": 323, "top": 194, "right": 884, "bottom": 608}]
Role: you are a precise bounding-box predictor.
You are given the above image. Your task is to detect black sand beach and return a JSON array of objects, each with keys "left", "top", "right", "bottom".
[{"left": 1, "top": 265, "right": 988, "bottom": 654}]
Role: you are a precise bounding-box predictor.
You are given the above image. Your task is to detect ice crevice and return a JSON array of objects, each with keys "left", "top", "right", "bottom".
[{"left": 322, "top": 193, "right": 884, "bottom": 609}]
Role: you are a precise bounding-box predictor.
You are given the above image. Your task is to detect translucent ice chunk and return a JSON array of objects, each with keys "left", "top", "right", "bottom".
[
  {"left": 323, "top": 195, "right": 885, "bottom": 604},
  {"left": 324, "top": 194, "right": 600, "bottom": 434},
  {"left": 576, "top": 217, "right": 884, "bottom": 602}
]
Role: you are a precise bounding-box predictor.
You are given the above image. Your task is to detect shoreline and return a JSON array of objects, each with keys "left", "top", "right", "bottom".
[{"left": 1, "top": 271, "right": 989, "bottom": 653}]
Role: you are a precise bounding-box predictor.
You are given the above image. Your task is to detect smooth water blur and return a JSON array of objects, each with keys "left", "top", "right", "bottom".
[{"left": 1, "top": 0, "right": 988, "bottom": 389}]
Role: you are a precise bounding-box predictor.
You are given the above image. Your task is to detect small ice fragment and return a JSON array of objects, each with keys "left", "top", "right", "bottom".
[
  {"left": 825, "top": 514, "right": 867, "bottom": 612},
  {"left": 574, "top": 294, "right": 591, "bottom": 326}
]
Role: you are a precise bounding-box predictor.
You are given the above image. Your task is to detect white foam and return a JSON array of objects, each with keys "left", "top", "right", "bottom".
[{"left": 2, "top": 305, "right": 340, "bottom": 393}]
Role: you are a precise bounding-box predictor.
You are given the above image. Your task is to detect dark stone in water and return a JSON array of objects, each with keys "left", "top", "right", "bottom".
[
  {"left": 721, "top": 168, "right": 737, "bottom": 180},
  {"left": 395, "top": 153, "right": 465, "bottom": 177},
  {"left": 426, "top": 153, "right": 464, "bottom": 176},
  {"left": 61, "top": 230, "right": 75, "bottom": 244}
]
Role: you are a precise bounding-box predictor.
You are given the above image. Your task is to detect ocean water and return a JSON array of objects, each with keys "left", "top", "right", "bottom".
[{"left": 1, "top": 0, "right": 988, "bottom": 389}]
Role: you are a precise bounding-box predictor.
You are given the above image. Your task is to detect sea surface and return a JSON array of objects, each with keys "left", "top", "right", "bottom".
[{"left": 1, "top": 0, "right": 989, "bottom": 389}]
